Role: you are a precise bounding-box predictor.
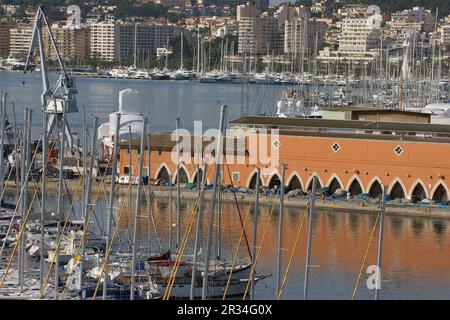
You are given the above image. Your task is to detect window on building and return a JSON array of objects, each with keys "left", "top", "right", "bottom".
[
  {"left": 232, "top": 172, "right": 240, "bottom": 182},
  {"left": 124, "top": 166, "right": 133, "bottom": 175}
]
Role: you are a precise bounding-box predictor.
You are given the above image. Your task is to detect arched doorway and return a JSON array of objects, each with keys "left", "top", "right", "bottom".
[
  {"left": 432, "top": 184, "right": 448, "bottom": 202},
  {"left": 390, "top": 181, "right": 405, "bottom": 199},
  {"left": 248, "top": 172, "right": 263, "bottom": 189},
  {"left": 368, "top": 180, "right": 383, "bottom": 197},
  {"left": 307, "top": 178, "right": 322, "bottom": 191},
  {"left": 157, "top": 166, "right": 171, "bottom": 185},
  {"left": 193, "top": 168, "right": 204, "bottom": 184},
  {"left": 411, "top": 183, "right": 427, "bottom": 203},
  {"left": 348, "top": 179, "right": 363, "bottom": 196},
  {"left": 268, "top": 174, "right": 281, "bottom": 189},
  {"left": 328, "top": 177, "right": 342, "bottom": 195},
  {"left": 174, "top": 167, "right": 189, "bottom": 184},
  {"left": 288, "top": 175, "right": 302, "bottom": 191}
]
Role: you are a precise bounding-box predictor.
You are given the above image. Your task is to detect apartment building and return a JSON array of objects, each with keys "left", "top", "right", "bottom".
[
  {"left": 237, "top": 2, "right": 261, "bottom": 21},
  {"left": 442, "top": 25, "right": 450, "bottom": 46},
  {"left": 115, "top": 22, "right": 180, "bottom": 63},
  {"left": 338, "top": 17, "right": 381, "bottom": 53},
  {"left": 90, "top": 20, "right": 117, "bottom": 62},
  {"left": 9, "top": 24, "right": 33, "bottom": 58},
  {"left": 390, "top": 7, "right": 435, "bottom": 33},
  {"left": 44, "top": 23, "right": 90, "bottom": 64},
  {"left": 284, "top": 18, "right": 326, "bottom": 56},
  {"left": 0, "top": 19, "right": 16, "bottom": 58},
  {"left": 238, "top": 16, "right": 281, "bottom": 55},
  {"left": 274, "top": 4, "right": 308, "bottom": 24}
]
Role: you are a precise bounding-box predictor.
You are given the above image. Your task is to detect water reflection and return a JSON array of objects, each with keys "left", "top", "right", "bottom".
[
  {"left": 432, "top": 220, "right": 447, "bottom": 235},
  {"left": 411, "top": 218, "right": 424, "bottom": 236},
  {"left": 390, "top": 216, "right": 403, "bottom": 236},
  {"left": 5, "top": 190, "right": 450, "bottom": 299},
  {"left": 348, "top": 214, "right": 360, "bottom": 235}
]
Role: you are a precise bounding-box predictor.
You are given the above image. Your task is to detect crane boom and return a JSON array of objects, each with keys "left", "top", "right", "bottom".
[{"left": 23, "top": 6, "right": 78, "bottom": 151}]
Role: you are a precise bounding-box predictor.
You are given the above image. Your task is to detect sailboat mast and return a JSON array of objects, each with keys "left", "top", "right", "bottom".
[
  {"left": 303, "top": 175, "right": 317, "bottom": 300},
  {"left": 0, "top": 93, "right": 6, "bottom": 201},
  {"left": 201, "top": 104, "right": 226, "bottom": 300},
  {"left": 79, "top": 116, "right": 98, "bottom": 293},
  {"left": 197, "top": 26, "right": 200, "bottom": 74},
  {"left": 165, "top": 37, "right": 169, "bottom": 70},
  {"left": 168, "top": 173, "right": 173, "bottom": 252},
  {"left": 146, "top": 135, "right": 155, "bottom": 251},
  {"left": 275, "top": 164, "right": 285, "bottom": 298},
  {"left": 216, "top": 171, "right": 222, "bottom": 260},
  {"left": 250, "top": 168, "right": 260, "bottom": 300},
  {"left": 133, "top": 23, "right": 137, "bottom": 68},
  {"left": 103, "top": 113, "right": 121, "bottom": 300},
  {"left": 180, "top": 31, "right": 184, "bottom": 70},
  {"left": 176, "top": 118, "right": 181, "bottom": 251},
  {"left": 19, "top": 108, "right": 30, "bottom": 293},
  {"left": 190, "top": 162, "right": 208, "bottom": 300},
  {"left": 130, "top": 118, "right": 147, "bottom": 300},
  {"left": 375, "top": 185, "right": 386, "bottom": 300}
]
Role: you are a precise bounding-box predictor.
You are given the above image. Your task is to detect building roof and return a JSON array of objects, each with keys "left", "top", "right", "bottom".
[
  {"left": 119, "top": 132, "right": 240, "bottom": 153},
  {"left": 322, "top": 107, "right": 430, "bottom": 117},
  {"left": 229, "top": 116, "right": 450, "bottom": 135}
]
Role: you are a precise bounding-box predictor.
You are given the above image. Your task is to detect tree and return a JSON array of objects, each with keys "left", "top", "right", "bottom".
[{"left": 168, "top": 34, "right": 193, "bottom": 70}]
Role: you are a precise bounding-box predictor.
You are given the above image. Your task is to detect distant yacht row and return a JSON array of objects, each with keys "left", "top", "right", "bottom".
[{"left": 96, "top": 68, "right": 363, "bottom": 86}]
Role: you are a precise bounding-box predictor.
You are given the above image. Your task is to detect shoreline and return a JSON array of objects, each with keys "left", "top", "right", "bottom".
[{"left": 5, "top": 179, "right": 450, "bottom": 220}]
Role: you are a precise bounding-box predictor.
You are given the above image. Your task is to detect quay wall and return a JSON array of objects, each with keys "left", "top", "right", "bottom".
[{"left": 4, "top": 180, "right": 450, "bottom": 219}]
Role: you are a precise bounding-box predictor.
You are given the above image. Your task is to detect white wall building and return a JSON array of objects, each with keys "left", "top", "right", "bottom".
[
  {"left": 90, "top": 20, "right": 117, "bottom": 62},
  {"left": 441, "top": 25, "right": 450, "bottom": 45},
  {"left": 339, "top": 17, "right": 381, "bottom": 53}
]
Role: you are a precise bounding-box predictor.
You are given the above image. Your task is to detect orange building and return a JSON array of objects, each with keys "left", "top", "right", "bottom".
[{"left": 118, "top": 116, "right": 450, "bottom": 203}]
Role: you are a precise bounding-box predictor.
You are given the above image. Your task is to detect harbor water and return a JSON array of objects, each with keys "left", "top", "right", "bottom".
[
  {"left": 0, "top": 71, "right": 284, "bottom": 137},
  {"left": 6, "top": 184, "right": 449, "bottom": 300}
]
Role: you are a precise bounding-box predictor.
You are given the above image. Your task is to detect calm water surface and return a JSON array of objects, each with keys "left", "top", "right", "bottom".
[
  {"left": 14, "top": 190, "right": 450, "bottom": 300},
  {"left": 0, "top": 70, "right": 284, "bottom": 137}
]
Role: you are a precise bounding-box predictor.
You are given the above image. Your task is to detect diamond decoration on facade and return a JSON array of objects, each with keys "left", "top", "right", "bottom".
[
  {"left": 332, "top": 143, "right": 341, "bottom": 153},
  {"left": 273, "top": 139, "right": 281, "bottom": 149},
  {"left": 394, "top": 145, "right": 404, "bottom": 156}
]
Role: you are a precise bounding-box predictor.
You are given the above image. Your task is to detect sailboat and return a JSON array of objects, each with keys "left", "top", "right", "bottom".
[
  {"left": 170, "top": 32, "right": 194, "bottom": 80},
  {"left": 146, "top": 251, "right": 259, "bottom": 299}
]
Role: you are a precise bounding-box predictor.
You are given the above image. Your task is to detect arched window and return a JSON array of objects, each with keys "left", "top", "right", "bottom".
[
  {"left": 411, "top": 183, "right": 426, "bottom": 203},
  {"left": 248, "top": 172, "right": 263, "bottom": 189},
  {"left": 368, "top": 180, "right": 383, "bottom": 197},
  {"left": 348, "top": 179, "right": 363, "bottom": 196},
  {"left": 157, "top": 166, "right": 171, "bottom": 185},
  {"left": 288, "top": 175, "right": 302, "bottom": 191},
  {"left": 390, "top": 181, "right": 405, "bottom": 199},
  {"left": 432, "top": 184, "right": 448, "bottom": 202},
  {"left": 174, "top": 167, "right": 189, "bottom": 184},
  {"left": 328, "top": 177, "right": 342, "bottom": 195},
  {"left": 268, "top": 174, "right": 281, "bottom": 189}
]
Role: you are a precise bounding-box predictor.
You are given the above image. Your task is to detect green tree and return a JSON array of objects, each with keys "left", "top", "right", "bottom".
[{"left": 168, "top": 34, "right": 193, "bottom": 70}]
